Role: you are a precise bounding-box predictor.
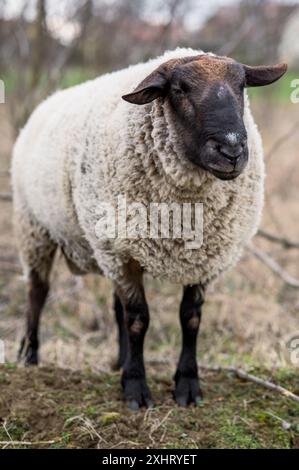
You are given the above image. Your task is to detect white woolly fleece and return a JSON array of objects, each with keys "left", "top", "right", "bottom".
[{"left": 12, "top": 48, "right": 264, "bottom": 287}]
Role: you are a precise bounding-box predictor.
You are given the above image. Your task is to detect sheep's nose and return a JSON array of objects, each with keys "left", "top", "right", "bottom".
[
  {"left": 215, "top": 136, "right": 247, "bottom": 161},
  {"left": 218, "top": 143, "right": 243, "bottom": 160}
]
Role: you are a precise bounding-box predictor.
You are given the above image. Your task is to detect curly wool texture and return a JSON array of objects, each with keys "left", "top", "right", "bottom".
[{"left": 12, "top": 48, "right": 264, "bottom": 286}]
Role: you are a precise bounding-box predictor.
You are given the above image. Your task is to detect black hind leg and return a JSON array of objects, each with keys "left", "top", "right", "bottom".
[
  {"left": 17, "top": 234, "right": 56, "bottom": 366},
  {"left": 113, "top": 291, "right": 128, "bottom": 369},
  {"left": 18, "top": 270, "right": 51, "bottom": 365},
  {"left": 14, "top": 208, "right": 57, "bottom": 365}
]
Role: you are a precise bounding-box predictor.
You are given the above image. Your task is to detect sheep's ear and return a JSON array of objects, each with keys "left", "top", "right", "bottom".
[
  {"left": 244, "top": 63, "right": 287, "bottom": 87},
  {"left": 122, "top": 70, "right": 168, "bottom": 105}
]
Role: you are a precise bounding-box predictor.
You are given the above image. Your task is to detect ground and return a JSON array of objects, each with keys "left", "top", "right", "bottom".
[
  {"left": 0, "top": 365, "right": 299, "bottom": 449},
  {"left": 0, "top": 79, "right": 299, "bottom": 448}
]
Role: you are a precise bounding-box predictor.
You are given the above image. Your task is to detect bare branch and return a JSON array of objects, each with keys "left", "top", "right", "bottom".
[
  {"left": 217, "top": 16, "right": 256, "bottom": 56},
  {"left": 0, "top": 192, "right": 12, "bottom": 202},
  {"left": 47, "top": 0, "right": 93, "bottom": 88},
  {"left": 265, "top": 411, "right": 292, "bottom": 430},
  {"left": 248, "top": 244, "right": 299, "bottom": 288},
  {"left": 201, "top": 365, "right": 299, "bottom": 404},
  {"left": 155, "top": 0, "right": 187, "bottom": 50},
  {"left": 29, "top": 0, "right": 46, "bottom": 91},
  {"left": 257, "top": 229, "right": 299, "bottom": 249}
]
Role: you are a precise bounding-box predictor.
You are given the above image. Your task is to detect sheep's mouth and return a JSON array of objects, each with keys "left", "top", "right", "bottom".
[
  {"left": 188, "top": 143, "right": 248, "bottom": 181},
  {"left": 209, "top": 168, "right": 243, "bottom": 180},
  {"left": 203, "top": 153, "right": 248, "bottom": 180}
]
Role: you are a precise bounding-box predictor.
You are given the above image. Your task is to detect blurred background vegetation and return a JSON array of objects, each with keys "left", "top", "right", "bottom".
[{"left": 0, "top": 0, "right": 299, "bottom": 134}]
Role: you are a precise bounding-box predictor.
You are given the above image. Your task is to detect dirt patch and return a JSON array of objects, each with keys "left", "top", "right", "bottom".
[{"left": 0, "top": 365, "right": 298, "bottom": 449}]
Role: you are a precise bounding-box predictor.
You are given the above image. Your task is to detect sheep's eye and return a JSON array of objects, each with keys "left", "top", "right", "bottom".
[
  {"left": 172, "top": 82, "right": 189, "bottom": 96},
  {"left": 172, "top": 86, "right": 184, "bottom": 95},
  {"left": 180, "top": 82, "right": 190, "bottom": 93}
]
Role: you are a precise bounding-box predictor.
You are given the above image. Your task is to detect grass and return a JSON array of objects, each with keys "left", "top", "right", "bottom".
[{"left": 0, "top": 365, "right": 298, "bottom": 449}]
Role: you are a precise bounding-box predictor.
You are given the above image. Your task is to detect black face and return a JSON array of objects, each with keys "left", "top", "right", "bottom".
[
  {"left": 122, "top": 55, "right": 287, "bottom": 181},
  {"left": 166, "top": 60, "right": 248, "bottom": 180}
]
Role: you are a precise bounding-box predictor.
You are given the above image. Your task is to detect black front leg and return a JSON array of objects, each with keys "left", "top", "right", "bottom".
[
  {"left": 115, "top": 260, "right": 152, "bottom": 410},
  {"left": 174, "top": 284, "right": 204, "bottom": 406}
]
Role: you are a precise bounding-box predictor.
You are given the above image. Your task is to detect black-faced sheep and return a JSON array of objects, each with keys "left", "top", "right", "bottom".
[{"left": 12, "top": 48, "right": 287, "bottom": 409}]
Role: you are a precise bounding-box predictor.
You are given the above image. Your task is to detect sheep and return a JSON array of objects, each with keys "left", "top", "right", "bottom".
[{"left": 12, "top": 48, "right": 287, "bottom": 409}]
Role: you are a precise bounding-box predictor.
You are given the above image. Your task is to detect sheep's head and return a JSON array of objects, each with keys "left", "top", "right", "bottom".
[{"left": 122, "top": 54, "right": 287, "bottom": 181}]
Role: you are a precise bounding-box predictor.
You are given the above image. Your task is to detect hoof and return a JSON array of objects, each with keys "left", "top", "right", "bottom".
[
  {"left": 24, "top": 348, "right": 38, "bottom": 366},
  {"left": 122, "top": 377, "right": 153, "bottom": 410},
  {"left": 174, "top": 375, "right": 203, "bottom": 407},
  {"left": 18, "top": 337, "right": 39, "bottom": 366}
]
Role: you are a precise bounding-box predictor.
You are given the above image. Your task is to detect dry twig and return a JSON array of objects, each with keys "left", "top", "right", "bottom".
[
  {"left": 265, "top": 411, "right": 292, "bottom": 430},
  {"left": 201, "top": 365, "right": 299, "bottom": 404},
  {"left": 0, "top": 192, "right": 12, "bottom": 202},
  {"left": 65, "top": 415, "right": 107, "bottom": 445},
  {"left": 148, "top": 409, "right": 173, "bottom": 445},
  {"left": 257, "top": 229, "right": 299, "bottom": 249},
  {"left": 248, "top": 244, "right": 299, "bottom": 288}
]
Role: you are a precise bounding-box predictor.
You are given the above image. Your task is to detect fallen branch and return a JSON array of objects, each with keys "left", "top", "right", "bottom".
[
  {"left": 0, "top": 192, "right": 12, "bottom": 202},
  {"left": 248, "top": 244, "right": 299, "bottom": 288},
  {"left": 201, "top": 365, "right": 299, "bottom": 404},
  {"left": 257, "top": 229, "right": 299, "bottom": 250},
  {"left": 265, "top": 411, "right": 292, "bottom": 430}
]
